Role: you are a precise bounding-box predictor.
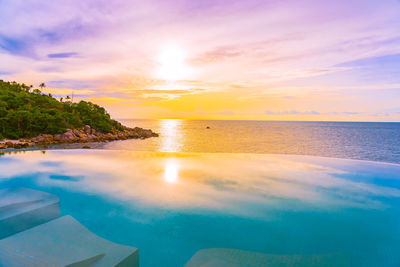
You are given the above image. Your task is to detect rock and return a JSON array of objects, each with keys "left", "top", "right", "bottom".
[
  {"left": 35, "top": 136, "right": 44, "bottom": 143},
  {"left": 82, "top": 145, "right": 91, "bottom": 149},
  {"left": 42, "top": 134, "right": 53, "bottom": 142},
  {"left": 20, "top": 143, "right": 29, "bottom": 148},
  {"left": 0, "top": 125, "right": 158, "bottom": 150},
  {"left": 79, "top": 137, "right": 89, "bottom": 143},
  {"left": 139, "top": 129, "right": 154, "bottom": 138},
  {"left": 61, "top": 131, "right": 76, "bottom": 141},
  {"left": 84, "top": 125, "right": 91, "bottom": 134},
  {"left": 74, "top": 130, "right": 87, "bottom": 138}
]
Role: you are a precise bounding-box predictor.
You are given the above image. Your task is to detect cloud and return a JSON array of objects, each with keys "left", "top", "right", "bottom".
[
  {"left": 0, "top": 70, "right": 12, "bottom": 75},
  {"left": 336, "top": 53, "right": 400, "bottom": 68},
  {"left": 216, "top": 110, "right": 235, "bottom": 115},
  {"left": 46, "top": 79, "right": 102, "bottom": 90},
  {"left": 0, "top": 34, "right": 31, "bottom": 56},
  {"left": 48, "top": 52, "right": 78, "bottom": 58},
  {"left": 265, "top": 110, "right": 320, "bottom": 115},
  {"left": 195, "top": 108, "right": 235, "bottom": 116},
  {"left": 190, "top": 46, "right": 243, "bottom": 65}
]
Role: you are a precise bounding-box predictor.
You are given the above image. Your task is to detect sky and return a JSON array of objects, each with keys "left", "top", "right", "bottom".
[{"left": 0, "top": 0, "right": 400, "bottom": 121}]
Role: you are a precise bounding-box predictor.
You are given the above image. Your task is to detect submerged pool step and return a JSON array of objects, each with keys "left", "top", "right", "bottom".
[
  {"left": 185, "top": 248, "right": 351, "bottom": 267},
  {"left": 0, "top": 188, "right": 138, "bottom": 266},
  {"left": 0, "top": 215, "right": 139, "bottom": 267},
  {"left": 0, "top": 188, "right": 60, "bottom": 239}
]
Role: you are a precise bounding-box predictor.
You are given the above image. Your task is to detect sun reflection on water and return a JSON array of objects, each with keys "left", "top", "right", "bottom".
[
  {"left": 164, "top": 159, "right": 179, "bottom": 183},
  {"left": 2, "top": 150, "right": 400, "bottom": 213},
  {"left": 159, "top": 119, "right": 182, "bottom": 152}
]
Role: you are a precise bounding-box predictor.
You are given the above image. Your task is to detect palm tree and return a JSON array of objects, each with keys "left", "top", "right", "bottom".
[
  {"left": 39, "top": 82, "right": 46, "bottom": 90},
  {"left": 66, "top": 95, "right": 71, "bottom": 100}
]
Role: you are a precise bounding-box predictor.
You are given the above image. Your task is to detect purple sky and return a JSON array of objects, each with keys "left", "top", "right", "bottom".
[{"left": 1, "top": 0, "right": 400, "bottom": 120}]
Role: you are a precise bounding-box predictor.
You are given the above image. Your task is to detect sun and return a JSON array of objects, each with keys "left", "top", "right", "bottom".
[{"left": 156, "top": 44, "right": 192, "bottom": 81}]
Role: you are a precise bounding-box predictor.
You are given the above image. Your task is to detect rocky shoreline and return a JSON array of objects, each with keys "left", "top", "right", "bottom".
[{"left": 0, "top": 125, "right": 158, "bottom": 150}]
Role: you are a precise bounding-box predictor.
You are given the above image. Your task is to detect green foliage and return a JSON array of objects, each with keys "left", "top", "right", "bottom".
[{"left": 0, "top": 80, "right": 124, "bottom": 139}]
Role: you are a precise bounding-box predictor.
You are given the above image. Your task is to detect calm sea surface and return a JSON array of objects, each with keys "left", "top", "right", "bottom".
[{"left": 105, "top": 120, "right": 400, "bottom": 164}]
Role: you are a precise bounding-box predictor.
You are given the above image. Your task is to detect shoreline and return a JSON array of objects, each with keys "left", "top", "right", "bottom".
[{"left": 0, "top": 125, "right": 158, "bottom": 150}]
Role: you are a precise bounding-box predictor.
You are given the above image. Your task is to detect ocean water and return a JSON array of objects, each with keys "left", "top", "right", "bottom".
[
  {"left": 104, "top": 120, "right": 400, "bottom": 164},
  {"left": 1, "top": 150, "right": 400, "bottom": 266}
]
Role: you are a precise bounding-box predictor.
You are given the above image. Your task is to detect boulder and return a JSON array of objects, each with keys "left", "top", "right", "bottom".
[
  {"left": 61, "top": 131, "right": 76, "bottom": 141},
  {"left": 42, "top": 134, "right": 53, "bottom": 142},
  {"left": 53, "top": 134, "right": 62, "bottom": 141},
  {"left": 140, "top": 129, "right": 153, "bottom": 138},
  {"left": 84, "top": 125, "right": 91, "bottom": 134},
  {"left": 72, "top": 129, "right": 81, "bottom": 136},
  {"left": 74, "top": 130, "right": 87, "bottom": 138}
]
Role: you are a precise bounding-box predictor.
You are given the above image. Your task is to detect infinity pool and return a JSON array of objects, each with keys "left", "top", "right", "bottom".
[{"left": 1, "top": 150, "right": 400, "bottom": 266}]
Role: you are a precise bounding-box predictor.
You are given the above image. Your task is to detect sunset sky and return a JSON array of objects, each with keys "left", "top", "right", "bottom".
[{"left": 1, "top": 0, "right": 400, "bottom": 121}]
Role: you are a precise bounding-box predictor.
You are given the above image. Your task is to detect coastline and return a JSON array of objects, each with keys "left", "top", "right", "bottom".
[{"left": 0, "top": 125, "right": 158, "bottom": 150}]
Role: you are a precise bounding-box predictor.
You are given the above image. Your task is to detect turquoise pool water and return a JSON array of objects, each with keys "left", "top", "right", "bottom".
[{"left": 1, "top": 150, "right": 400, "bottom": 266}]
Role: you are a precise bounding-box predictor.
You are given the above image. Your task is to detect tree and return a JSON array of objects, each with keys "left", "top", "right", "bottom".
[
  {"left": 0, "top": 80, "right": 124, "bottom": 139},
  {"left": 39, "top": 82, "right": 46, "bottom": 90}
]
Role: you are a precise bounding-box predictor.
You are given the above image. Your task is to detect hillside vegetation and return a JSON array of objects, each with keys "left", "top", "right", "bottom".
[{"left": 0, "top": 80, "right": 124, "bottom": 140}]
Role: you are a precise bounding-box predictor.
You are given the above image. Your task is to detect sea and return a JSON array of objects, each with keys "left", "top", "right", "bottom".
[{"left": 104, "top": 119, "right": 400, "bottom": 164}]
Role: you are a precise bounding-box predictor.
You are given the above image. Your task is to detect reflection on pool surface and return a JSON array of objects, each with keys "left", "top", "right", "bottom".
[{"left": 1, "top": 150, "right": 400, "bottom": 266}]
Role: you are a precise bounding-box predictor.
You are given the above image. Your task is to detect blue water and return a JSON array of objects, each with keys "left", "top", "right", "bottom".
[
  {"left": 104, "top": 120, "right": 400, "bottom": 164},
  {"left": 1, "top": 150, "right": 400, "bottom": 266}
]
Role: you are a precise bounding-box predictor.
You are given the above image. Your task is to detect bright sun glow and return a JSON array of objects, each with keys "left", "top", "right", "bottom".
[
  {"left": 156, "top": 44, "right": 192, "bottom": 81},
  {"left": 164, "top": 159, "right": 179, "bottom": 183}
]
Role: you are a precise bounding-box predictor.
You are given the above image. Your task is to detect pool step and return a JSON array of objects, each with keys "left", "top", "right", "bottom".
[
  {"left": 0, "top": 188, "right": 60, "bottom": 239},
  {"left": 185, "top": 248, "right": 351, "bottom": 267},
  {"left": 0, "top": 188, "right": 138, "bottom": 267},
  {"left": 0, "top": 215, "right": 139, "bottom": 267}
]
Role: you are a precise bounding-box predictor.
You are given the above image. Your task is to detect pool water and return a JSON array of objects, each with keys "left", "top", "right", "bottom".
[{"left": 1, "top": 150, "right": 400, "bottom": 266}]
